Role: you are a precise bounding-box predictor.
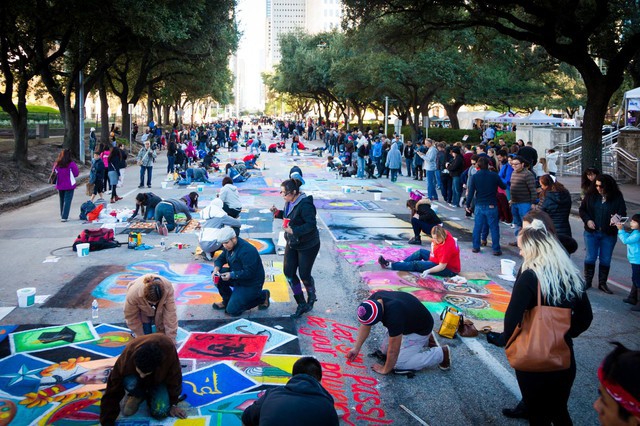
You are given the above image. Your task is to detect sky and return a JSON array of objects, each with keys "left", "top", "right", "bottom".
[{"left": 236, "top": 0, "right": 266, "bottom": 111}]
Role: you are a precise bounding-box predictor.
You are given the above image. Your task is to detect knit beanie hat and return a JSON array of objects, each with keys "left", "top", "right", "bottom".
[{"left": 357, "top": 299, "right": 383, "bottom": 325}]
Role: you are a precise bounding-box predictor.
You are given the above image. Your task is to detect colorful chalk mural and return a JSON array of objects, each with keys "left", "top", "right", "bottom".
[
  {"left": 10, "top": 322, "right": 100, "bottom": 354},
  {"left": 336, "top": 243, "right": 418, "bottom": 267},
  {"left": 318, "top": 211, "right": 412, "bottom": 241},
  {"left": 360, "top": 270, "right": 511, "bottom": 321},
  {"left": 198, "top": 390, "right": 264, "bottom": 425},
  {"left": 181, "top": 362, "right": 257, "bottom": 407},
  {"left": 178, "top": 333, "right": 268, "bottom": 362},
  {"left": 211, "top": 319, "right": 297, "bottom": 353}
]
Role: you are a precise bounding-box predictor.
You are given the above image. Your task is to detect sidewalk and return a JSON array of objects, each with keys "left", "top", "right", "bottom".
[{"left": 554, "top": 175, "right": 640, "bottom": 215}]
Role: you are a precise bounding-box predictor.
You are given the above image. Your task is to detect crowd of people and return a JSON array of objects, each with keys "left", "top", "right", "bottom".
[{"left": 46, "top": 119, "right": 640, "bottom": 425}]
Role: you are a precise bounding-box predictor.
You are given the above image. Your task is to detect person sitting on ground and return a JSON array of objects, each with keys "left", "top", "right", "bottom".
[
  {"left": 378, "top": 226, "right": 460, "bottom": 277},
  {"left": 129, "top": 192, "right": 162, "bottom": 221},
  {"left": 201, "top": 151, "right": 220, "bottom": 171},
  {"left": 212, "top": 227, "right": 270, "bottom": 316},
  {"left": 180, "top": 191, "right": 199, "bottom": 212},
  {"left": 267, "top": 142, "right": 279, "bottom": 153},
  {"left": 100, "top": 334, "right": 186, "bottom": 425},
  {"left": 199, "top": 198, "right": 242, "bottom": 260},
  {"left": 243, "top": 153, "right": 260, "bottom": 169},
  {"left": 346, "top": 290, "right": 451, "bottom": 374},
  {"left": 241, "top": 356, "right": 339, "bottom": 426},
  {"left": 124, "top": 274, "right": 178, "bottom": 343},
  {"left": 218, "top": 176, "right": 242, "bottom": 218},
  {"left": 406, "top": 198, "right": 442, "bottom": 245},
  {"left": 154, "top": 198, "right": 192, "bottom": 234},
  {"left": 594, "top": 342, "right": 640, "bottom": 425},
  {"left": 225, "top": 162, "right": 251, "bottom": 183}
]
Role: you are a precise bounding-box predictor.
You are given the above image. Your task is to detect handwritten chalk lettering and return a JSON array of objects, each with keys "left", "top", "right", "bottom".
[
  {"left": 306, "top": 315, "right": 329, "bottom": 329},
  {"left": 299, "top": 327, "right": 338, "bottom": 357}
]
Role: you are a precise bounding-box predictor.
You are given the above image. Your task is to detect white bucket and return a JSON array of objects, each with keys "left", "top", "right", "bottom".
[
  {"left": 77, "top": 243, "right": 90, "bottom": 258},
  {"left": 406, "top": 186, "right": 413, "bottom": 193},
  {"left": 374, "top": 193, "right": 382, "bottom": 201},
  {"left": 501, "top": 259, "right": 516, "bottom": 276},
  {"left": 197, "top": 185, "right": 204, "bottom": 193},
  {"left": 161, "top": 181, "right": 168, "bottom": 189},
  {"left": 17, "top": 287, "right": 36, "bottom": 308},
  {"left": 342, "top": 186, "right": 351, "bottom": 193}
]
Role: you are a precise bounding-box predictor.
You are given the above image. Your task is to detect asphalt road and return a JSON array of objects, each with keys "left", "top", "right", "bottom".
[{"left": 0, "top": 131, "right": 638, "bottom": 425}]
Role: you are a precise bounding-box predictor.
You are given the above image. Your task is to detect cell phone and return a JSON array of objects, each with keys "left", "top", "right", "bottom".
[{"left": 619, "top": 217, "right": 629, "bottom": 224}]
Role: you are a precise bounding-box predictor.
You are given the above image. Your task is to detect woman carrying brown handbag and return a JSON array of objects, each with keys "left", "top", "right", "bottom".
[{"left": 487, "top": 220, "right": 593, "bottom": 425}]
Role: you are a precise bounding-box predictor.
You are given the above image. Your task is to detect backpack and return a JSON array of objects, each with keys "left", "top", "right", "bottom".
[
  {"left": 72, "top": 228, "right": 120, "bottom": 252},
  {"left": 79, "top": 201, "right": 97, "bottom": 221}
]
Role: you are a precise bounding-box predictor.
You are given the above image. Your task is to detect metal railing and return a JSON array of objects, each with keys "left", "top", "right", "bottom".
[
  {"left": 611, "top": 143, "right": 640, "bottom": 184},
  {"left": 556, "top": 130, "right": 620, "bottom": 177}
]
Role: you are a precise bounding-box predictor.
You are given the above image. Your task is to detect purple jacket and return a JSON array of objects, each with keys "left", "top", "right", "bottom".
[{"left": 54, "top": 162, "right": 79, "bottom": 191}]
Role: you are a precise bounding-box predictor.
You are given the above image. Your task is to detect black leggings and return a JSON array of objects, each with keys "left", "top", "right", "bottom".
[
  {"left": 283, "top": 243, "right": 320, "bottom": 296},
  {"left": 516, "top": 356, "right": 576, "bottom": 425}
]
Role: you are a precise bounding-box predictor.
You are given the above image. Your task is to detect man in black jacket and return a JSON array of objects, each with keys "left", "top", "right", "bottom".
[{"left": 242, "top": 357, "right": 338, "bottom": 426}]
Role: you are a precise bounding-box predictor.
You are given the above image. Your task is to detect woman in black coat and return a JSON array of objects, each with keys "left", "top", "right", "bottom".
[
  {"left": 538, "top": 175, "right": 572, "bottom": 238},
  {"left": 270, "top": 179, "right": 321, "bottom": 318}
]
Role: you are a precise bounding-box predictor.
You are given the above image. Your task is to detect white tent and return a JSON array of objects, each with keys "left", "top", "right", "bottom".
[
  {"left": 623, "top": 87, "right": 640, "bottom": 126},
  {"left": 512, "top": 109, "right": 563, "bottom": 125},
  {"left": 490, "top": 112, "right": 521, "bottom": 123}
]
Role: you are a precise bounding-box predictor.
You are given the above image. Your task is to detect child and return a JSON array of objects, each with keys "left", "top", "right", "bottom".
[{"left": 616, "top": 213, "right": 640, "bottom": 311}]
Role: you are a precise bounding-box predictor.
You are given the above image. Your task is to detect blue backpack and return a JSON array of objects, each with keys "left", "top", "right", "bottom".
[{"left": 79, "top": 201, "right": 97, "bottom": 221}]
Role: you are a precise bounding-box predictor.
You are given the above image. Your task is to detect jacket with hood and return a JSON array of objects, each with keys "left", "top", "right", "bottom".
[
  {"left": 219, "top": 183, "right": 242, "bottom": 210},
  {"left": 199, "top": 199, "right": 242, "bottom": 253},
  {"left": 241, "top": 374, "right": 339, "bottom": 426},
  {"left": 123, "top": 274, "right": 178, "bottom": 342},
  {"left": 540, "top": 189, "right": 573, "bottom": 238},
  {"left": 385, "top": 143, "right": 402, "bottom": 170},
  {"left": 273, "top": 193, "right": 320, "bottom": 250}
]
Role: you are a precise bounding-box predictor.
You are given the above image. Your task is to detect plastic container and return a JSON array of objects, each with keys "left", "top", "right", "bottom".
[
  {"left": 17, "top": 287, "right": 36, "bottom": 308},
  {"left": 92, "top": 299, "right": 99, "bottom": 319},
  {"left": 501, "top": 259, "right": 516, "bottom": 276},
  {"left": 161, "top": 181, "right": 168, "bottom": 189},
  {"left": 77, "top": 243, "right": 90, "bottom": 257},
  {"left": 374, "top": 193, "right": 382, "bottom": 201},
  {"left": 197, "top": 185, "right": 204, "bottom": 193},
  {"left": 406, "top": 186, "right": 413, "bottom": 193}
]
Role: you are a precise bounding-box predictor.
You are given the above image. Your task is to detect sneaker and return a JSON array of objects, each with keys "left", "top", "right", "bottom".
[
  {"left": 147, "top": 185, "right": 152, "bottom": 188},
  {"left": 123, "top": 395, "right": 144, "bottom": 416},
  {"left": 493, "top": 251, "right": 503, "bottom": 256},
  {"left": 378, "top": 256, "right": 389, "bottom": 268},
  {"left": 138, "top": 185, "right": 144, "bottom": 189},
  {"left": 259, "top": 290, "right": 270, "bottom": 310},
  {"left": 60, "top": 218, "right": 68, "bottom": 222},
  {"left": 472, "top": 248, "right": 480, "bottom": 253},
  {"left": 439, "top": 345, "right": 451, "bottom": 371}
]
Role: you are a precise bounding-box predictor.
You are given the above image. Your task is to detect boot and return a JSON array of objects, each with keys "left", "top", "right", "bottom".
[
  {"left": 632, "top": 301, "right": 640, "bottom": 312},
  {"left": 306, "top": 287, "right": 317, "bottom": 311},
  {"left": 291, "top": 294, "right": 310, "bottom": 318},
  {"left": 584, "top": 263, "right": 595, "bottom": 289},
  {"left": 598, "top": 265, "right": 614, "bottom": 294},
  {"left": 623, "top": 286, "right": 638, "bottom": 305}
]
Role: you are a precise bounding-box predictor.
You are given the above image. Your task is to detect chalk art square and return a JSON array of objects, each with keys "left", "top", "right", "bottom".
[
  {"left": 198, "top": 390, "right": 265, "bottom": 424},
  {"left": 178, "top": 333, "right": 268, "bottom": 362},
  {"left": 0, "top": 394, "right": 55, "bottom": 426},
  {"left": 233, "top": 354, "right": 301, "bottom": 385},
  {"left": 73, "top": 323, "right": 134, "bottom": 358},
  {"left": 336, "top": 243, "right": 417, "bottom": 267},
  {"left": 10, "top": 322, "right": 99, "bottom": 354},
  {"left": 318, "top": 211, "right": 411, "bottom": 241},
  {"left": 0, "top": 325, "right": 17, "bottom": 343},
  {"left": 0, "top": 353, "right": 51, "bottom": 396},
  {"left": 313, "top": 199, "right": 363, "bottom": 210},
  {"left": 35, "top": 386, "right": 102, "bottom": 425},
  {"left": 211, "top": 319, "right": 297, "bottom": 353},
  {"left": 176, "top": 327, "right": 190, "bottom": 345},
  {"left": 182, "top": 362, "right": 257, "bottom": 407}
]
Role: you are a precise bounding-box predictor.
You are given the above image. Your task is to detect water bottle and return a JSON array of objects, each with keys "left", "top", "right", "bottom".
[
  {"left": 91, "top": 299, "right": 99, "bottom": 320},
  {"left": 160, "top": 238, "right": 166, "bottom": 251}
]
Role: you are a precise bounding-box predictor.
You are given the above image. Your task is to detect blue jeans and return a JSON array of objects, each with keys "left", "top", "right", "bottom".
[
  {"left": 426, "top": 170, "right": 438, "bottom": 200},
  {"left": 511, "top": 202, "right": 532, "bottom": 236},
  {"left": 390, "top": 248, "right": 456, "bottom": 277},
  {"left": 473, "top": 204, "right": 501, "bottom": 253},
  {"left": 584, "top": 231, "right": 617, "bottom": 267},
  {"left": 58, "top": 189, "right": 74, "bottom": 220},
  {"left": 451, "top": 176, "right": 462, "bottom": 206},
  {"left": 216, "top": 268, "right": 268, "bottom": 316},
  {"left": 390, "top": 169, "right": 399, "bottom": 182},
  {"left": 139, "top": 166, "right": 153, "bottom": 187},
  {"left": 291, "top": 142, "right": 300, "bottom": 156},
  {"left": 411, "top": 217, "right": 437, "bottom": 238},
  {"left": 155, "top": 202, "right": 176, "bottom": 231},
  {"left": 167, "top": 155, "right": 175, "bottom": 173},
  {"left": 123, "top": 375, "right": 170, "bottom": 420},
  {"left": 373, "top": 157, "right": 382, "bottom": 176},
  {"left": 357, "top": 157, "right": 365, "bottom": 178},
  {"left": 405, "top": 158, "right": 414, "bottom": 177},
  {"left": 435, "top": 170, "right": 442, "bottom": 189}
]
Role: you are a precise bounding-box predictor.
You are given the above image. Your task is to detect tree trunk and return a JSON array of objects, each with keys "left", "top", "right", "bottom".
[
  {"left": 444, "top": 102, "right": 463, "bottom": 129},
  {"left": 147, "top": 85, "right": 154, "bottom": 124},
  {"left": 120, "top": 102, "right": 131, "bottom": 147},
  {"left": 99, "top": 80, "right": 110, "bottom": 144},
  {"left": 62, "top": 103, "right": 79, "bottom": 158},
  {"left": 163, "top": 105, "right": 170, "bottom": 127},
  {"left": 10, "top": 106, "right": 29, "bottom": 166}
]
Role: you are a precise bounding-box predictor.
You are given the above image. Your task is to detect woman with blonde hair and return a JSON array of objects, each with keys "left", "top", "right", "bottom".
[{"left": 488, "top": 220, "right": 593, "bottom": 424}]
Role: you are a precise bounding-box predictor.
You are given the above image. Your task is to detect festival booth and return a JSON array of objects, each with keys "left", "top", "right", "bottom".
[
  {"left": 514, "top": 110, "right": 564, "bottom": 155},
  {"left": 623, "top": 87, "right": 640, "bottom": 127}
]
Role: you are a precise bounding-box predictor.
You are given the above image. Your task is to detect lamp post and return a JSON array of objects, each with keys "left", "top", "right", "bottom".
[{"left": 128, "top": 104, "right": 133, "bottom": 150}]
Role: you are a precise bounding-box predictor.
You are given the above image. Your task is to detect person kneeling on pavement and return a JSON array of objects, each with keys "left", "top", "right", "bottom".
[
  {"left": 378, "top": 226, "right": 460, "bottom": 277},
  {"left": 198, "top": 198, "right": 242, "bottom": 260},
  {"left": 406, "top": 198, "right": 442, "bottom": 245},
  {"left": 100, "top": 334, "right": 186, "bottom": 425},
  {"left": 154, "top": 198, "right": 192, "bottom": 234},
  {"left": 346, "top": 291, "right": 451, "bottom": 374},
  {"left": 124, "top": 274, "right": 178, "bottom": 343},
  {"left": 212, "top": 227, "right": 270, "bottom": 316},
  {"left": 241, "top": 356, "right": 339, "bottom": 426}
]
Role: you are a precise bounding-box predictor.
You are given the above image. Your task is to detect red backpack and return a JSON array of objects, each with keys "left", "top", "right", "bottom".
[{"left": 72, "top": 229, "right": 120, "bottom": 252}]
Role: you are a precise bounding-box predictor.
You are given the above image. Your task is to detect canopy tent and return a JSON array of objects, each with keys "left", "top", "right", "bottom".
[
  {"left": 623, "top": 87, "right": 640, "bottom": 126},
  {"left": 489, "top": 112, "right": 521, "bottom": 123},
  {"left": 512, "top": 109, "right": 563, "bottom": 125}
]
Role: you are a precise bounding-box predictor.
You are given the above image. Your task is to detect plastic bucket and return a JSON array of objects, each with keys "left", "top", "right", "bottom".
[
  {"left": 77, "top": 243, "right": 90, "bottom": 257},
  {"left": 406, "top": 186, "right": 413, "bottom": 193},
  {"left": 161, "top": 181, "right": 168, "bottom": 189},
  {"left": 374, "top": 193, "right": 382, "bottom": 201},
  {"left": 197, "top": 185, "right": 204, "bottom": 193},
  {"left": 17, "top": 287, "right": 36, "bottom": 307},
  {"left": 501, "top": 259, "right": 516, "bottom": 276},
  {"left": 342, "top": 186, "right": 351, "bottom": 193}
]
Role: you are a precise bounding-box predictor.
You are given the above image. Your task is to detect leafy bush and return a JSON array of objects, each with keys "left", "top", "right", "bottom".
[{"left": 26, "top": 105, "right": 59, "bottom": 114}]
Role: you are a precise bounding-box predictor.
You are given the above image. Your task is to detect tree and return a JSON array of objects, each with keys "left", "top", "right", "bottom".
[{"left": 343, "top": 0, "right": 640, "bottom": 170}]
